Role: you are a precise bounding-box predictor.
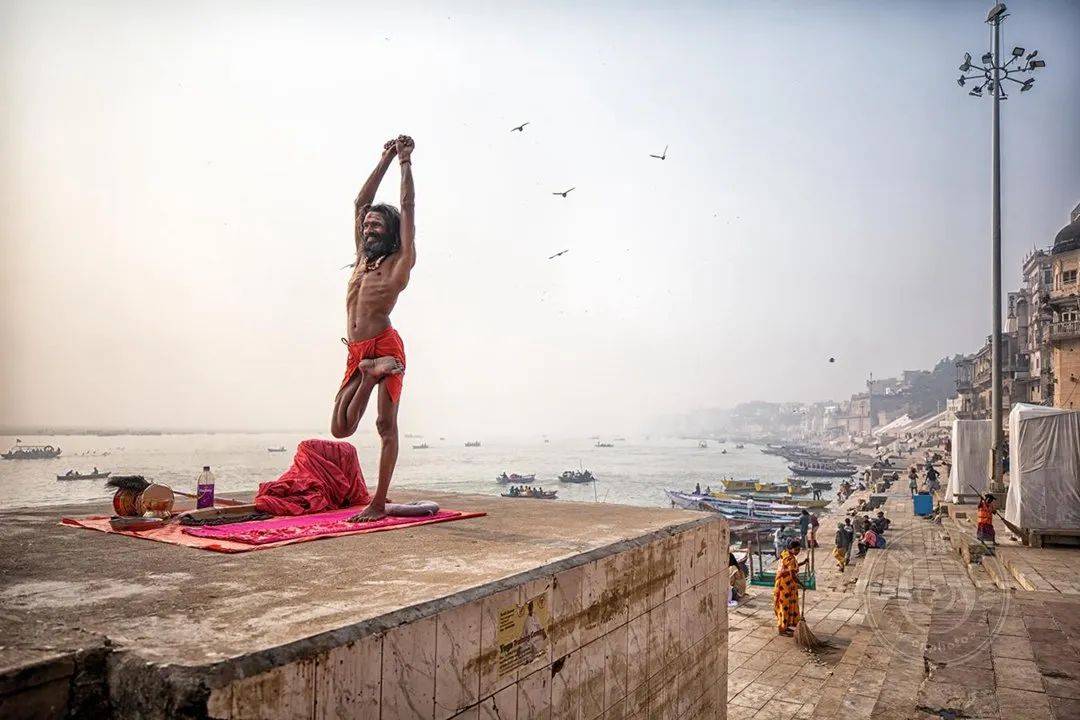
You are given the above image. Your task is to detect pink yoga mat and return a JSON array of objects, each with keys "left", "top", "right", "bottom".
[
  {"left": 184, "top": 506, "right": 469, "bottom": 545},
  {"left": 61, "top": 505, "right": 485, "bottom": 553}
]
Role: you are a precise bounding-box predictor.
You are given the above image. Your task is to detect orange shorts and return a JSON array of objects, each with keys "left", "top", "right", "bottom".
[{"left": 340, "top": 326, "right": 406, "bottom": 403}]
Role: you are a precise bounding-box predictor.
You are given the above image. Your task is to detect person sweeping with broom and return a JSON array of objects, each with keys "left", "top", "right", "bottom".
[{"left": 774, "top": 539, "right": 804, "bottom": 636}]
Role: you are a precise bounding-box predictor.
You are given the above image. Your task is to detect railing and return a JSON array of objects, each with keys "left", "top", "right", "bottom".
[{"left": 1050, "top": 320, "right": 1080, "bottom": 340}]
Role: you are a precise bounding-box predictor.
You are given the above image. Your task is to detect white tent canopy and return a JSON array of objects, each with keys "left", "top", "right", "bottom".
[
  {"left": 947, "top": 420, "right": 992, "bottom": 502},
  {"left": 1005, "top": 404, "right": 1080, "bottom": 531}
]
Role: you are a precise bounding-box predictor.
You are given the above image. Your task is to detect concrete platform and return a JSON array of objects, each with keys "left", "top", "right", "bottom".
[{"left": 0, "top": 491, "right": 729, "bottom": 719}]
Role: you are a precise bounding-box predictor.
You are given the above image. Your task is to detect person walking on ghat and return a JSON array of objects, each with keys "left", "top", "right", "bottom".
[
  {"left": 798, "top": 509, "right": 811, "bottom": 547},
  {"left": 843, "top": 518, "right": 855, "bottom": 565},
  {"left": 774, "top": 540, "right": 803, "bottom": 636},
  {"left": 833, "top": 521, "right": 847, "bottom": 571},
  {"left": 332, "top": 135, "right": 417, "bottom": 523}
]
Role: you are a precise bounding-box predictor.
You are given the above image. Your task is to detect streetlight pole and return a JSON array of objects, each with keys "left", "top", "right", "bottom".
[
  {"left": 956, "top": 3, "right": 1045, "bottom": 494},
  {"left": 990, "top": 9, "right": 1003, "bottom": 495}
]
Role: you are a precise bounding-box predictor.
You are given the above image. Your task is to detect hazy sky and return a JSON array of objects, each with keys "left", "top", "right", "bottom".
[{"left": 2, "top": 0, "right": 1079, "bottom": 437}]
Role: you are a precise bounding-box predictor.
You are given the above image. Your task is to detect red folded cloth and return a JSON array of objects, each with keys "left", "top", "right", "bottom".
[{"left": 254, "top": 439, "right": 370, "bottom": 515}]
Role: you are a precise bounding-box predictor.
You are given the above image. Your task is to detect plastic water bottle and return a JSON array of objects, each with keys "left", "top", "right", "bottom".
[{"left": 196, "top": 466, "right": 216, "bottom": 509}]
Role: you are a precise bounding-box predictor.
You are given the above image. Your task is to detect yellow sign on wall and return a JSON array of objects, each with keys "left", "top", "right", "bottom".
[{"left": 496, "top": 591, "right": 551, "bottom": 676}]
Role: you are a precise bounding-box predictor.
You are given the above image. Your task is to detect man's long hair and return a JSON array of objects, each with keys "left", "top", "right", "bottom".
[{"left": 363, "top": 203, "right": 401, "bottom": 259}]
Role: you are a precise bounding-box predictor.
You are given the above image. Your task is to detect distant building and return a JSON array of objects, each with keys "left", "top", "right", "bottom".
[
  {"left": 1047, "top": 205, "right": 1080, "bottom": 409},
  {"left": 953, "top": 332, "right": 1025, "bottom": 421},
  {"left": 956, "top": 201, "right": 1080, "bottom": 416},
  {"left": 1017, "top": 248, "right": 1054, "bottom": 405}
]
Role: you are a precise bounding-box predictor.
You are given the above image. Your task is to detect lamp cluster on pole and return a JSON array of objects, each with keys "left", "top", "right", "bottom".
[
  {"left": 954, "top": 3, "right": 1046, "bottom": 494},
  {"left": 957, "top": 46, "right": 1045, "bottom": 99}
]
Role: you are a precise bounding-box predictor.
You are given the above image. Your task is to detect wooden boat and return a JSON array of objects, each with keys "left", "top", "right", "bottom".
[
  {"left": 496, "top": 472, "right": 536, "bottom": 484},
  {"left": 718, "top": 489, "right": 829, "bottom": 509},
  {"left": 3, "top": 441, "right": 61, "bottom": 460},
  {"left": 595, "top": 442, "right": 614, "bottom": 448},
  {"left": 267, "top": 446, "right": 287, "bottom": 453},
  {"left": 465, "top": 441, "right": 481, "bottom": 447},
  {"left": 560, "top": 470, "right": 595, "bottom": 484},
  {"left": 697, "top": 495, "right": 803, "bottom": 515},
  {"left": 502, "top": 487, "right": 557, "bottom": 500},
  {"left": 665, "top": 491, "right": 801, "bottom": 528},
  {"left": 56, "top": 470, "right": 111, "bottom": 481},
  {"left": 789, "top": 462, "right": 856, "bottom": 477},
  {"left": 721, "top": 478, "right": 756, "bottom": 492},
  {"left": 810, "top": 481, "right": 832, "bottom": 490},
  {"left": 412, "top": 443, "right": 430, "bottom": 450},
  {"left": 754, "top": 481, "right": 810, "bottom": 496}
]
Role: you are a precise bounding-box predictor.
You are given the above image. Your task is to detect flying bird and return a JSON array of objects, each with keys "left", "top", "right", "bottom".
[
  {"left": 511, "top": 122, "right": 530, "bottom": 132},
  {"left": 548, "top": 249, "right": 569, "bottom": 260},
  {"left": 552, "top": 187, "right": 575, "bottom": 197},
  {"left": 649, "top": 145, "right": 668, "bottom": 160}
]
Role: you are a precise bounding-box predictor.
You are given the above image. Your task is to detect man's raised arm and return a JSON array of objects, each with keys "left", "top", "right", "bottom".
[
  {"left": 354, "top": 140, "right": 397, "bottom": 252},
  {"left": 394, "top": 135, "right": 416, "bottom": 276}
]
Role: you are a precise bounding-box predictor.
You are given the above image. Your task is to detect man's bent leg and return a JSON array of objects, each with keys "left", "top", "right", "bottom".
[
  {"left": 330, "top": 357, "right": 402, "bottom": 438},
  {"left": 350, "top": 382, "right": 399, "bottom": 522},
  {"left": 331, "top": 372, "right": 379, "bottom": 438}
]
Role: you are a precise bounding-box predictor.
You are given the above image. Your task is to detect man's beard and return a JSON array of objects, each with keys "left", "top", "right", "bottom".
[{"left": 363, "top": 234, "right": 395, "bottom": 259}]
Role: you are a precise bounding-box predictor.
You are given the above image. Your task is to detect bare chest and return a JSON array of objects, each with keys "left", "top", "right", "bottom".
[{"left": 347, "top": 259, "right": 405, "bottom": 307}]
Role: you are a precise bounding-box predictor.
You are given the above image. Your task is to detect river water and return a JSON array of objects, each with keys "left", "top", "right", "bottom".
[{"left": 0, "top": 433, "right": 804, "bottom": 510}]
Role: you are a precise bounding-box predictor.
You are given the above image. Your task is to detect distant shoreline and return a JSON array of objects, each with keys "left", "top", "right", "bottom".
[{"left": 0, "top": 428, "right": 323, "bottom": 437}]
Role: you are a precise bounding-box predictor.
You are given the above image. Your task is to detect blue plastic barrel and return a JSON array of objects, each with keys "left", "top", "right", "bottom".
[{"left": 912, "top": 493, "right": 933, "bottom": 516}]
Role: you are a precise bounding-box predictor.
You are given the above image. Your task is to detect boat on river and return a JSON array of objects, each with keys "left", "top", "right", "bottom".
[
  {"left": 560, "top": 470, "right": 595, "bottom": 484},
  {"left": 789, "top": 461, "right": 856, "bottom": 477},
  {"left": 3, "top": 441, "right": 62, "bottom": 460},
  {"left": 496, "top": 472, "right": 536, "bottom": 484},
  {"left": 665, "top": 491, "right": 802, "bottom": 528},
  {"left": 754, "top": 481, "right": 811, "bottom": 496},
  {"left": 56, "top": 470, "right": 111, "bottom": 481},
  {"left": 502, "top": 486, "right": 557, "bottom": 500}
]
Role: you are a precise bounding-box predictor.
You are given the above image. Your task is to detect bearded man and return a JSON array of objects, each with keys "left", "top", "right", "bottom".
[{"left": 332, "top": 134, "right": 415, "bottom": 523}]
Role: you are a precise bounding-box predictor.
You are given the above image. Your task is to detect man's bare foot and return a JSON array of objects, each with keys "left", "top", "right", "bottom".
[
  {"left": 363, "top": 356, "right": 403, "bottom": 380},
  {"left": 349, "top": 503, "right": 387, "bottom": 523}
]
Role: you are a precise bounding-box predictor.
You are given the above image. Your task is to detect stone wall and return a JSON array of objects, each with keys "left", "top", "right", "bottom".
[
  {"left": 1052, "top": 339, "right": 1080, "bottom": 410},
  {"left": 206, "top": 519, "right": 729, "bottom": 720}
]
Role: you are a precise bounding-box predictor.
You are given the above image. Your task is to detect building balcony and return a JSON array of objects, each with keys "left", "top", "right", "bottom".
[
  {"left": 1049, "top": 287, "right": 1080, "bottom": 304},
  {"left": 1050, "top": 320, "right": 1080, "bottom": 342}
]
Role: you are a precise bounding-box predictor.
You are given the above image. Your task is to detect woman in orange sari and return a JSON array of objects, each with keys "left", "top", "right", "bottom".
[
  {"left": 774, "top": 540, "right": 803, "bottom": 635},
  {"left": 976, "top": 493, "right": 996, "bottom": 544}
]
